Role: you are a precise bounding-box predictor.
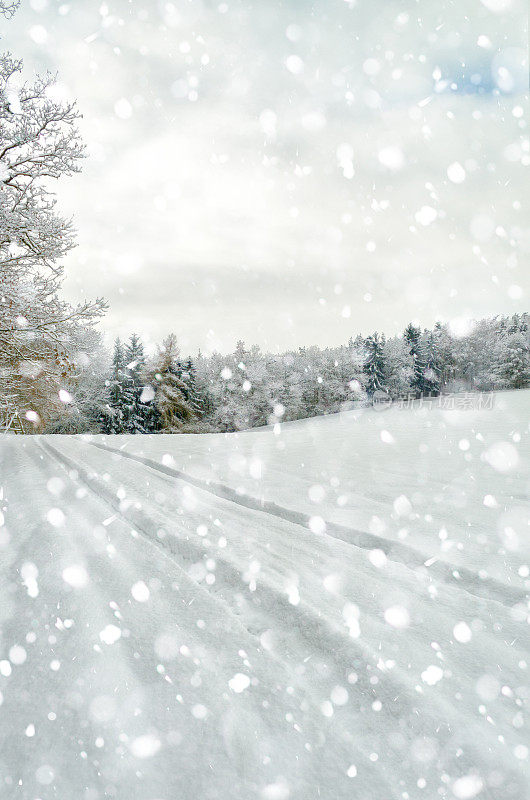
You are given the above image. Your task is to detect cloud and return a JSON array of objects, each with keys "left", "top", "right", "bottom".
[{"left": 6, "top": 0, "right": 528, "bottom": 351}]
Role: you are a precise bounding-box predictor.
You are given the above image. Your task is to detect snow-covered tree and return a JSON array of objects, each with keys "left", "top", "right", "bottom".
[
  {"left": 0, "top": 4, "right": 105, "bottom": 424},
  {"left": 363, "top": 333, "right": 387, "bottom": 398},
  {"left": 498, "top": 332, "right": 530, "bottom": 390},
  {"left": 403, "top": 323, "right": 427, "bottom": 397},
  {"left": 431, "top": 322, "right": 457, "bottom": 389},
  {"left": 43, "top": 330, "right": 109, "bottom": 433},
  {"left": 151, "top": 334, "right": 193, "bottom": 431},
  {"left": 422, "top": 330, "right": 441, "bottom": 396},
  {"left": 101, "top": 338, "right": 126, "bottom": 433},
  {"left": 455, "top": 319, "right": 502, "bottom": 390},
  {"left": 181, "top": 357, "right": 204, "bottom": 417},
  {"left": 383, "top": 336, "right": 411, "bottom": 398},
  {"left": 121, "top": 333, "right": 154, "bottom": 433}
]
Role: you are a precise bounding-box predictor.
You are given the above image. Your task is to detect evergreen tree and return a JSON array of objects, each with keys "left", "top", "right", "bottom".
[
  {"left": 404, "top": 323, "right": 427, "bottom": 397},
  {"left": 110, "top": 338, "right": 125, "bottom": 406},
  {"left": 363, "top": 333, "right": 387, "bottom": 397},
  {"left": 102, "top": 337, "right": 126, "bottom": 433},
  {"left": 181, "top": 358, "right": 204, "bottom": 417},
  {"left": 152, "top": 334, "right": 193, "bottom": 431},
  {"left": 122, "top": 333, "right": 153, "bottom": 433},
  {"left": 422, "top": 331, "right": 441, "bottom": 396}
]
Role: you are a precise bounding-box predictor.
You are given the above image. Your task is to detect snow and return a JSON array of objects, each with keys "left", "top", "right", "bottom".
[
  {"left": 453, "top": 621, "right": 472, "bottom": 643},
  {"left": 0, "top": 389, "right": 528, "bottom": 798},
  {"left": 58, "top": 388, "right": 73, "bottom": 404},
  {"left": 62, "top": 564, "right": 89, "bottom": 588},
  {"left": 452, "top": 774, "right": 484, "bottom": 799},
  {"left": 447, "top": 162, "right": 467, "bottom": 184},
  {"left": 415, "top": 205, "right": 438, "bottom": 226},
  {"left": 130, "top": 579, "right": 150, "bottom": 602},
  {"left": 384, "top": 605, "right": 411, "bottom": 629},
  {"left": 129, "top": 733, "right": 161, "bottom": 759},
  {"left": 99, "top": 624, "right": 121, "bottom": 645},
  {"left": 228, "top": 673, "right": 251, "bottom": 693},
  {"left": 421, "top": 664, "right": 444, "bottom": 686}
]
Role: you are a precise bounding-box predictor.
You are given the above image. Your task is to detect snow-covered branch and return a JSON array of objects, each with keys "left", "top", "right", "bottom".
[{"left": 0, "top": 8, "right": 106, "bottom": 422}]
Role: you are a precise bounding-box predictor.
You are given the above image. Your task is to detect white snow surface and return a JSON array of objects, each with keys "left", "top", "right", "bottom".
[{"left": 0, "top": 390, "right": 528, "bottom": 799}]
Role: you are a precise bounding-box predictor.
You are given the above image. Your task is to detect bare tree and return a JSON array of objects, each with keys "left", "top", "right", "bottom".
[
  {"left": 0, "top": 4, "right": 106, "bottom": 424},
  {"left": 0, "top": 2, "right": 19, "bottom": 19}
]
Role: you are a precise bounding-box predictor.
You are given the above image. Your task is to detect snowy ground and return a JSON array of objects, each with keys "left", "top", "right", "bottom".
[{"left": 0, "top": 390, "right": 528, "bottom": 800}]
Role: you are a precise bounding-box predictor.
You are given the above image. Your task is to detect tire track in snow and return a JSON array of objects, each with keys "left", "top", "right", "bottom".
[
  {"left": 26, "top": 441, "right": 352, "bottom": 798},
  {"left": 41, "top": 438, "right": 406, "bottom": 698},
  {"left": 38, "top": 439, "right": 276, "bottom": 650},
  {"left": 22, "top": 438, "right": 530, "bottom": 800},
  {"left": 38, "top": 439, "right": 418, "bottom": 799},
  {"left": 41, "top": 439, "right": 521, "bottom": 800},
  {"left": 41, "top": 439, "right": 382, "bottom": 694},
  {"left": 87, "top": 440, "right": 526, "bottom": 609},
  {"left": 45, "top": 441, "right": 530, "bottom": 713}
]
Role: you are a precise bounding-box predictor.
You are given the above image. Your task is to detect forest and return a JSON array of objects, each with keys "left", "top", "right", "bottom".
[{"left": 27, "top": 311, "right": 530, "bottom": 435}]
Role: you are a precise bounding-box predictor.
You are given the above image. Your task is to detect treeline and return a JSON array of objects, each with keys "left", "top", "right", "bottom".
[{"left": 43, "top": 312, "right": 530, "bottom": 434}]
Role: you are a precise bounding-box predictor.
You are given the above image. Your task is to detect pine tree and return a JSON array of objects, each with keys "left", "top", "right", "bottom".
[
  {"left": 363, "top": 333, "right": 387, "bottom": 398},
  {"left": 122, "top": 333, "right": 153, "bottom": 433},
  {"left": 102, "top": 337, "right": 126, "bottom": 433},
  {"left": 404, "top": 323, "right": 427, "bottom": 397},
  {"left": 422, "top": 331, "right": 441, "bottom": 396},
  {"left": 152, "top": 334, "right": 193, "bottom": 431},
  {"left": 110, "top": 338, "right": 125, "bottom": 404},
  {"left": 181, "top": 358, "right": 204, "bottom": 416}
]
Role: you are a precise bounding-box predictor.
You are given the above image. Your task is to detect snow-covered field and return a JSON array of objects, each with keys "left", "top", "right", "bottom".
[{"left": 0, "top": 390, "right": 528, "bottom": 800}]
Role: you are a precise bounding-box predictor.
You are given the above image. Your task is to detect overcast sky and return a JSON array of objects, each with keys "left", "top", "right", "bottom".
[{"left": 4, "top": 0, "right": 529, "bottom": 354}]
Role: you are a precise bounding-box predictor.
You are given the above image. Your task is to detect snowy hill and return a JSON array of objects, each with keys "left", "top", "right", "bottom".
[{"left": 0, "top": 390, "right": 528, "bottom": 800}]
